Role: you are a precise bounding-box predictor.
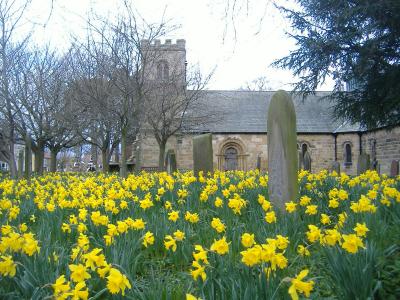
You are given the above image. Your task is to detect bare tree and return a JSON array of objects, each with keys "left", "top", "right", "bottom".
[
  {"left": 0, "top": 0, "right": 31, "bottom": 178},
  {"left": 87, "top": 3, "right": 176, "bottom": 177},
  {"left": 145, "top": 64, "right": 212, "bottom": 170},
  {"left": 240, "top": 76, "right": 273, "bottom": 91},
  {"left": 67, "top": 36, "right": 121, "bottom": 173},
  {"left": 12, "top": 46, "right": 68, "bottom": 175}
]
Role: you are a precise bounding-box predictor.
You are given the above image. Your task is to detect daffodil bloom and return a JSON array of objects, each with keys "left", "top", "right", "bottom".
[
  {"left": 299, "top": 196, "right": 311, "bottom": 206},
  {"left": 211, "top": 217, "right": 226, "bottom": 233},
  {"left": 142, "top": 231, "right": 155, "bottom": 247},
  {"left": 173, "top": 230, "right": 185, "bottom": 241},
  {"left": 241, "top": 245, "right": 262, "bottom": 267},
  {"left": 164, "top": 235, "right": 177, "bottom": 252},
  {"left": 190, "top": 260, "right": 206, "bottom": 281},
  {"left": 69, "top": 263, "right": 91, "bottom": 283},
  {"left": 320, "top": 214, "right": 330, "bottom": 225},
  {"left": 285, "top": 201, "right": 297, "bottom": 213},
  {"left": 83, "top": 248, "right": 106, "bottom": 270},
  {"left": 186, "top": 293, "right": 202, "bottom": 300},
  {"left": 265, "top": 211, "right": 277, "bottom": 223},
  {"left": 192, "top": 245, "right": 209, "bottom": 264},
  {"left": 297, "top": 245, "right": 310, "bottom": 257},
  {"left": 214, "top": 197, "right": 223, "bottom": 207},
  {"left": 353, "top": 223, "right": 369, "bottom": 237},
  {"left": 0, "top": 255, "right": 17, "bottom": 277},
  {"left": 341, "top": 234, "right": 364, "bottom": 253},
  {"left": 305, "top": 205, "right": 318, "bottom": 215},
  {"left": 210, "top": 236, "right": 229, "bottom": 255},
  {"left": 241, "top": 233, "right": 256, "bottom": 248},
  {"left": 288, "top": 269, "right": 315, "bottom": 300},
  {"left": 106, "top": 268, "right": 131, "bottom": 295},
  {"left": 71, "top": 281, "right": 89, "bottom": 300},
  {"left": 52, "top": 275, "right": 72, "bottom": 300},
  {"left": 168, "top": 210, "right": 179, "bottom": 222},
  {"left": 276, "top": 235, "right": 289, "bottom": 250}
]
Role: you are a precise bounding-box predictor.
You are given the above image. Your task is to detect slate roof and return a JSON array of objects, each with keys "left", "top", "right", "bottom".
[{"left": 186, "top": 90, "right": 362, "bottom": 134}]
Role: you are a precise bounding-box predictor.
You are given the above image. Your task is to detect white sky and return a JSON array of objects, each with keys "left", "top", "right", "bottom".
[{"left": 21, "top": 0, "right": 334, "bottom": 91}]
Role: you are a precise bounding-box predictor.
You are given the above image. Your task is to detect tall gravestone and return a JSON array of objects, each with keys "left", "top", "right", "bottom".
[
  {"left": 390, "top": 160, "right": 399, "bottom": 177},
  {"left": 267, "top": 90, "right": 298, "bottom": 211},
  {"left": 357, "top": 153, "right": 370, "bottom": 175},
  {"left": 193, "top": 133, "right": 213, "bottom": 175},
  {"left": 303, "top": 150, "right": 312, "bottom": 172},
  {"left": 165, "top": 149, "right": 177, "bottom": 174}
]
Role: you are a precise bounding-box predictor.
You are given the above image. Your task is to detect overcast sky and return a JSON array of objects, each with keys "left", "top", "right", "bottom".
[{"left": 23, "top": 0, "right": 334, "bottom": 91}]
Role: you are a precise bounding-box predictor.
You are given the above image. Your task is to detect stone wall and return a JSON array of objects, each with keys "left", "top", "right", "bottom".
[
  {"left": 140, "top": 132, "right": 336, "bottom": 173},
  {"left": 138, "top": 128, "right": 400, "bottom": 174},
  {"left": 361, "top": 127, "right": 400, "bottom": 174},
  {"left": 335, "top": 133, "right": 361, "bottom": 175}
]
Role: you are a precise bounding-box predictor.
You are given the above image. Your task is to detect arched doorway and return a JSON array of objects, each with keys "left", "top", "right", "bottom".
[
  {"left": 224, "top": 147, "right": 238, "bottom": 170},
  {"left": 217, "top": 139, "right": 248, "bottom": 171}
]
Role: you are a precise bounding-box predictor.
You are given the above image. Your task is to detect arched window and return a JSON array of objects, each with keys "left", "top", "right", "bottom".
[
  {"left": 157, "top": 60, "right": 169, "bottom": 81},
  {"left": 224, "top": 147, "right": 238, "bottom": 171},
  {"left": 301, "top": 143, "right": 308, "bottom": 157},
  {"left": 344, "top": 143, "right": 352, "bottom": 165}
]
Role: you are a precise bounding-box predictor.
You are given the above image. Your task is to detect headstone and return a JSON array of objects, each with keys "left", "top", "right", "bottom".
[
  {"left": 375, "top": 161, "right": 380, "bottom": 174},
  {"left": 165, "top": 149, "right": 177, "bottom": 174},
  {"left": 267, "top": 90, "right": 298, "bottom": 211},
  {"left": 331, "top": 161, "right": 340, "bottom": 174},
  {"left": 256, "top": 155, "right": 261, "bottom": 170},
  {"left": 357, "top": 153, "right": 370, "bottom": 175},
  {"left": 390, "top": 160, "right": 399, "bottom": 177},
  {"left": 298, "top": 150, "right": 304, "bottom": 170},
  {"left": 303, "top": 150, "right": 311, "bottom": 172},
  {"left": 193, "top": 133, "right": 213, "bottom": 175},
  {"left": 17, "top": 150, "right": 24, "bottom": 178}
]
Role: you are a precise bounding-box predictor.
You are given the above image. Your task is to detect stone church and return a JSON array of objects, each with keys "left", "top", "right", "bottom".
[{"left": 136, "top": 39, "right": 400, "bottom": 175}]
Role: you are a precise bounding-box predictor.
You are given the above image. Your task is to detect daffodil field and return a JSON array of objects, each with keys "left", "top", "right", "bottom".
[{"left": 1, "top": 170, "right": 400, "bottom": 299}]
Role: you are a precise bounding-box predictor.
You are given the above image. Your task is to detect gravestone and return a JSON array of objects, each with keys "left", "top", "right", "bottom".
[
  {"left": 375, "top": 161, "right": 380, "bottom": 174},
  {"left": 303, "top": 150, "right": 312, "bottom": 172},
  {"left": 193, "top": 133, "right": 213, "bottom": 175},
  {"left": 165, "top": 149, "right": 177, "bottom": 174},
  {"left": 357, "top": 153, "right": 370, "bottom": 175},
  {"left": 18, "top": 150, "right": 24, "bottom": 178},
  {"left": 267, "top": 90, "right": 298, "bottom": 211},
  {"left": 331, "top": 161, "right": 340, "bottom": 174},
  {"left": 390, "top": 160, "right": 399, "bottom": 177},
  {"left": 298, "top": 150, "right": 304, "bottom": 170},
  {"left": 256, "top": 155, "right": 261, "bottom": 170}
]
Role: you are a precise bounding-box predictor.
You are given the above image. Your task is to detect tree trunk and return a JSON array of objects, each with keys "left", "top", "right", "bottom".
[
  {"left": 34, "top": 141, "right": 45, "bottom": 175},
  {"left": 158, "top": 141, "right": 166, "bottom": 171},
  {"left": 90, "top": 144, "right": 98, "bottom": 165},
  {"left": 50, "top": 148, "right": 59, "bottom": 172},
  {"left": 24, "top": 136, "right": 32, "bottom": 179},
  {"left": 120, "top": 127, "right": 127, "bottom": 178},
  {"left": 101, "top": 148, "right": 109, "bottom": 173}
]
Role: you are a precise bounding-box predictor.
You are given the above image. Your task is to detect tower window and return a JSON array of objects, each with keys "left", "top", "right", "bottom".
[{"left": 157, "top": 60, "right": 169, "bottom": 81}]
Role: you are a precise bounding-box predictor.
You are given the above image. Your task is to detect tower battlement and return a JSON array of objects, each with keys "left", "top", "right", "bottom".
[{"left": 141, "top": 39, "right": 186, "bottom": 51}]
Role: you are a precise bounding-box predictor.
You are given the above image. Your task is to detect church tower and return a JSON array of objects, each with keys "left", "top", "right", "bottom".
[{"left": 141, "top": 39, "right": 187, "bottom": 85}]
